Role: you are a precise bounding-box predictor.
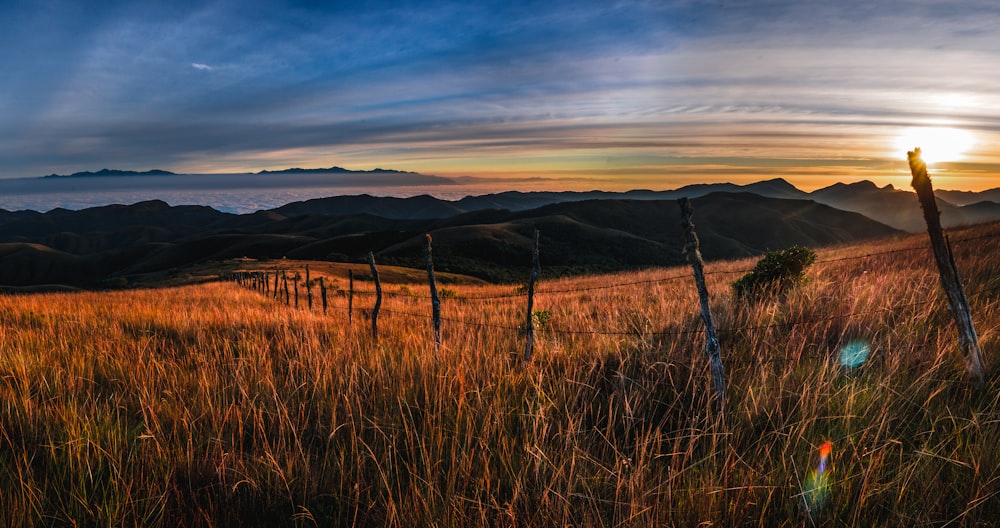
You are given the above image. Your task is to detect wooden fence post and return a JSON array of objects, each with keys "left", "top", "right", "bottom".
[
  {"left": 283, "top": 271, "right": 290, "bottom": 306},
  {"left": 319, "top": 277, "right": 328, "bottom": 315},
  {"left": 306, "top": 265, "right": 313, "bottom": 311},
  {"left": 524, "top": 228, "right": 540, "bottom": 362},
  {"left": 349, "top": 269, "right": 355, "bottom": 325},
  {"left": 367, "top": 252, "right": 382, "bottom": 341},
  {"left": 293, "top": 274, "right": 300, "bottom": 308},
  {"left": 908, "top": 148, "right": 987, "bottom": 387},
  {"left": 274, "top": 269, "right": 280, "bottom": 299},
  {"left": 679, "top": 197, "right": 727, "bottom": 416},
  {"left": 425, "top": 234, "right": 442, "bottom": 349}
]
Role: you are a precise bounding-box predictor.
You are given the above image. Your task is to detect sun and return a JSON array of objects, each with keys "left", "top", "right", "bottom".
[{"left": 894, "top": 126, "right": 974, "bottom": 165}]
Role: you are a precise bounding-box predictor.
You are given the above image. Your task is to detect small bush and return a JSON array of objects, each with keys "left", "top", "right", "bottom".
[
  {"left": 733, "top": 245, "right": 817, "bottom": 300},
  {"left": 533, "top": 309, "right": 552, "bottom": 328},
  {"left": 518, "top": 309, "right": 552, "bottom": 335}
]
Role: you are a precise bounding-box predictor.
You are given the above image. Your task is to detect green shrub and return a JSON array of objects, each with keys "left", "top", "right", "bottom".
[
  {"left": 732, "top": 245, "right": 817, "bottom": 300},
  {"left": 532, "top": 309, "right": 552, "bottom": 328},
  {"left": 518, "top": 309, "right": 553, "bottom": 335}
]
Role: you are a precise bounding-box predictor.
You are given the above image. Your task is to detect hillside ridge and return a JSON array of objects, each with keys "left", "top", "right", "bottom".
[{"left": 0, "top": 191, "right": 903, "bottom": 287}]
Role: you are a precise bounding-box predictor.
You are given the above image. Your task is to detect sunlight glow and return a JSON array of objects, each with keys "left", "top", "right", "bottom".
[{"left": 894, "top": 127, "right": 974, "bottom": 165}]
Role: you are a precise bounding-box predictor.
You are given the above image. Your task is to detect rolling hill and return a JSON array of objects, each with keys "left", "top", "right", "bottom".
[
  {"left": 266, "top": 178, "right": 1000, "bottom": 232},
  {"left": 809, "top": 180, "right": 1000, "bottom": 232},
  {"left": 0, "top": 192, "right": 901, "bottom": 286}
]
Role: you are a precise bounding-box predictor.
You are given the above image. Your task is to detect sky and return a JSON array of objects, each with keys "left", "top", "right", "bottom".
[{"left": 3, "top": 0, "right": 1000, "bottom": 193}]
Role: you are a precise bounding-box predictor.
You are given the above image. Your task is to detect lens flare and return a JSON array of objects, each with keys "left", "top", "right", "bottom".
[
  {"left": 804, "top": 441, "right": 833, "bottom": 512},
  {"left": 838, "top": 339, "right": 870, "bottom": 368}
]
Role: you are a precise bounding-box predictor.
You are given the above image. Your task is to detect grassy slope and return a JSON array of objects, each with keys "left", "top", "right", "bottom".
[{"left": 1, "top": 223, "right": 999, "bottom": 527}]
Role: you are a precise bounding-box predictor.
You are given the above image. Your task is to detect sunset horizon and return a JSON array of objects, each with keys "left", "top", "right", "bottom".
[
  {"left": 4, "top": 3, "right": 1000, "bottom": 525},
  {"left": 4, "top": 1, "right": 1000, "bottom": 197}
]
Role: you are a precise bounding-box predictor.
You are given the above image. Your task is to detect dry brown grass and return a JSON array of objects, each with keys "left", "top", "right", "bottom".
[{"left": 1, "top": 223, "right": 999, "bottom": 527}]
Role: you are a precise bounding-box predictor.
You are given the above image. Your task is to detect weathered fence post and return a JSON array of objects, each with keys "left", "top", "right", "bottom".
[
  {"left": 283, "top": 271, "right": 290, "bottom": 306},
  {"left": 424, "top": 234, "right": 442, "bottom": 349},
  {"left": 907, "top": 148, "right": 987, "bottom": 387},
  {"left": 306, "top": 265, "right": 313, "bottom": 311},
  {"left": 679, "top": 197, "right": 727, "bottom": 416},
  {"left": 524, "top": 228, "right": 540, "bottom": 362},
  {"left": 319, "top": 277, "right": 328, "bottom": 315},
  {"left": 293, "top": 273, "right": 300, "bottom": 308},
  {"left": 349, "top": 269, "right": 355, "bottom": 325},
  {"left": 274, "top": 269, "right": 280, "bottom": 299},
  {"left": 367, "top": 252, "right": 382, "bottom": 341}
]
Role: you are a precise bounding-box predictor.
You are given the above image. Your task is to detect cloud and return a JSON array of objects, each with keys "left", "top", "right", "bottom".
[{"left": 5, "top": 0, "right": 1000, "bottom": 193}]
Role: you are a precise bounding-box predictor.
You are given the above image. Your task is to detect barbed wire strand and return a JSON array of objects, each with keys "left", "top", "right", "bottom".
[
  {"left": 229, "top": 230, "right": 1000, "bottom": 337},
  {"left": 329, "top": 230, "right": 1000, "bottom": 301}
]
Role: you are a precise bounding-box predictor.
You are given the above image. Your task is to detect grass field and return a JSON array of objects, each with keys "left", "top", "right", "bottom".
[{"left": 1, "top": 223, "right": 999, "bottom": 527}]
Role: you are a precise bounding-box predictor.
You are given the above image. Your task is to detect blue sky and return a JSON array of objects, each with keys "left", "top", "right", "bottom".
[{"left": 3, "top": 0, "right": 1000, "bottom": 191}]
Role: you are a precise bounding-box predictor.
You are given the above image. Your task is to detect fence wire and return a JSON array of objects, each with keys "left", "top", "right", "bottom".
[
  {"left": 328, "top": 230, "right": 1000, "bottom": 302},
  {"left": 229, "top": 227, "right": 1000, "bottom": 339}
]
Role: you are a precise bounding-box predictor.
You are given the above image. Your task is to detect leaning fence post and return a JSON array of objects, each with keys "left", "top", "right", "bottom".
[
  {"left": 524, "top": 228, "right": 540, "bottom": 362},
  {"left": 908, "top": 148, "right": 987, "bottom": 387},
  {"left": 424, "top": 234, "right": 442, "bottom": 349},
  {"left": 349, "top": 269, "right": 355, "bottom": 325},
  {"left": 367, "top": 252, "right": 382, "bottom": 341},
  {"left": 679, "top": 197, "right": 727, "bottom": 416},
  {"left": 293, "top": 274, "right": 300, "bottom": 308},
  {"left": 274, "top": 270, "right": 280, "bottom": 299},
  {"left": 319, "top": 277, "right": 328, "bottom": 315}
]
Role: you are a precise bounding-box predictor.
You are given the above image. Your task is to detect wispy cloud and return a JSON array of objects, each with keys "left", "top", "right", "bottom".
[{"left": 3, "top": 1, "right": 1000, "bottom": 192}]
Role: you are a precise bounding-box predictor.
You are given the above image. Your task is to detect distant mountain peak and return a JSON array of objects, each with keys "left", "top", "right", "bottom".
[
  {"left": 745, "top": 177, "right": 801, "bottom": 191},
  {"left": 758, "top": 177, "right": 794, "bottom": 186},
  {"left": 847, "top": 180, "right": 879, "bottom": 190},
  {"left": 814, "top": 180, "right": 882, "bottom": 194},
  {"left": 43, "top": 168, "right": 176, "bottom": 178},
  {"left": 256, "top": 166, "right": 417, "bottom": 175}
]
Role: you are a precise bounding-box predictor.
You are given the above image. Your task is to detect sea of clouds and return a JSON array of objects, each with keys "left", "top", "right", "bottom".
[{"left": 0, "top": 173, "right": 498, "bottom": 214}]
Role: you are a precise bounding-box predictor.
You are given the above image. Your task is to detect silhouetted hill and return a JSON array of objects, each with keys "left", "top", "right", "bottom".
[
  {"left": 272, "top": 178, "right": 809, "bottom": 219},
  {"left": 377, "top": 193, "right": 901, "bottom": 280},
  {"left": 257, "top": 166, "right": 415, "bottom": 175},
  {"left": 808, "top": 180, "right": 1000, "bottom": 231},
  {"left": 0, "top": 200, "right": 231, "bottom": 241},
  {"left": 272, "top": 194, "right": 466, "bottom": 219},
  {"left": 957, "top": 201, "right": 1000, "bottom": 226},
  {"left": 0, "top": 190, "right": 904, "bottom": 287},
  {"left": 936, "top": 188, "right": 1000, "bottom": 206}
]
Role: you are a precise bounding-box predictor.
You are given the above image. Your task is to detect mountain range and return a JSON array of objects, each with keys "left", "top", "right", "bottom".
[
  {"left": 270, "top": 177, "right": 1000, "bottom": 233},
  {"left": 43, "top": 169, "right": 177, "bottom": 178},
  {"left": 1, "top": 175, "right": 998, "bottom": 287}
]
